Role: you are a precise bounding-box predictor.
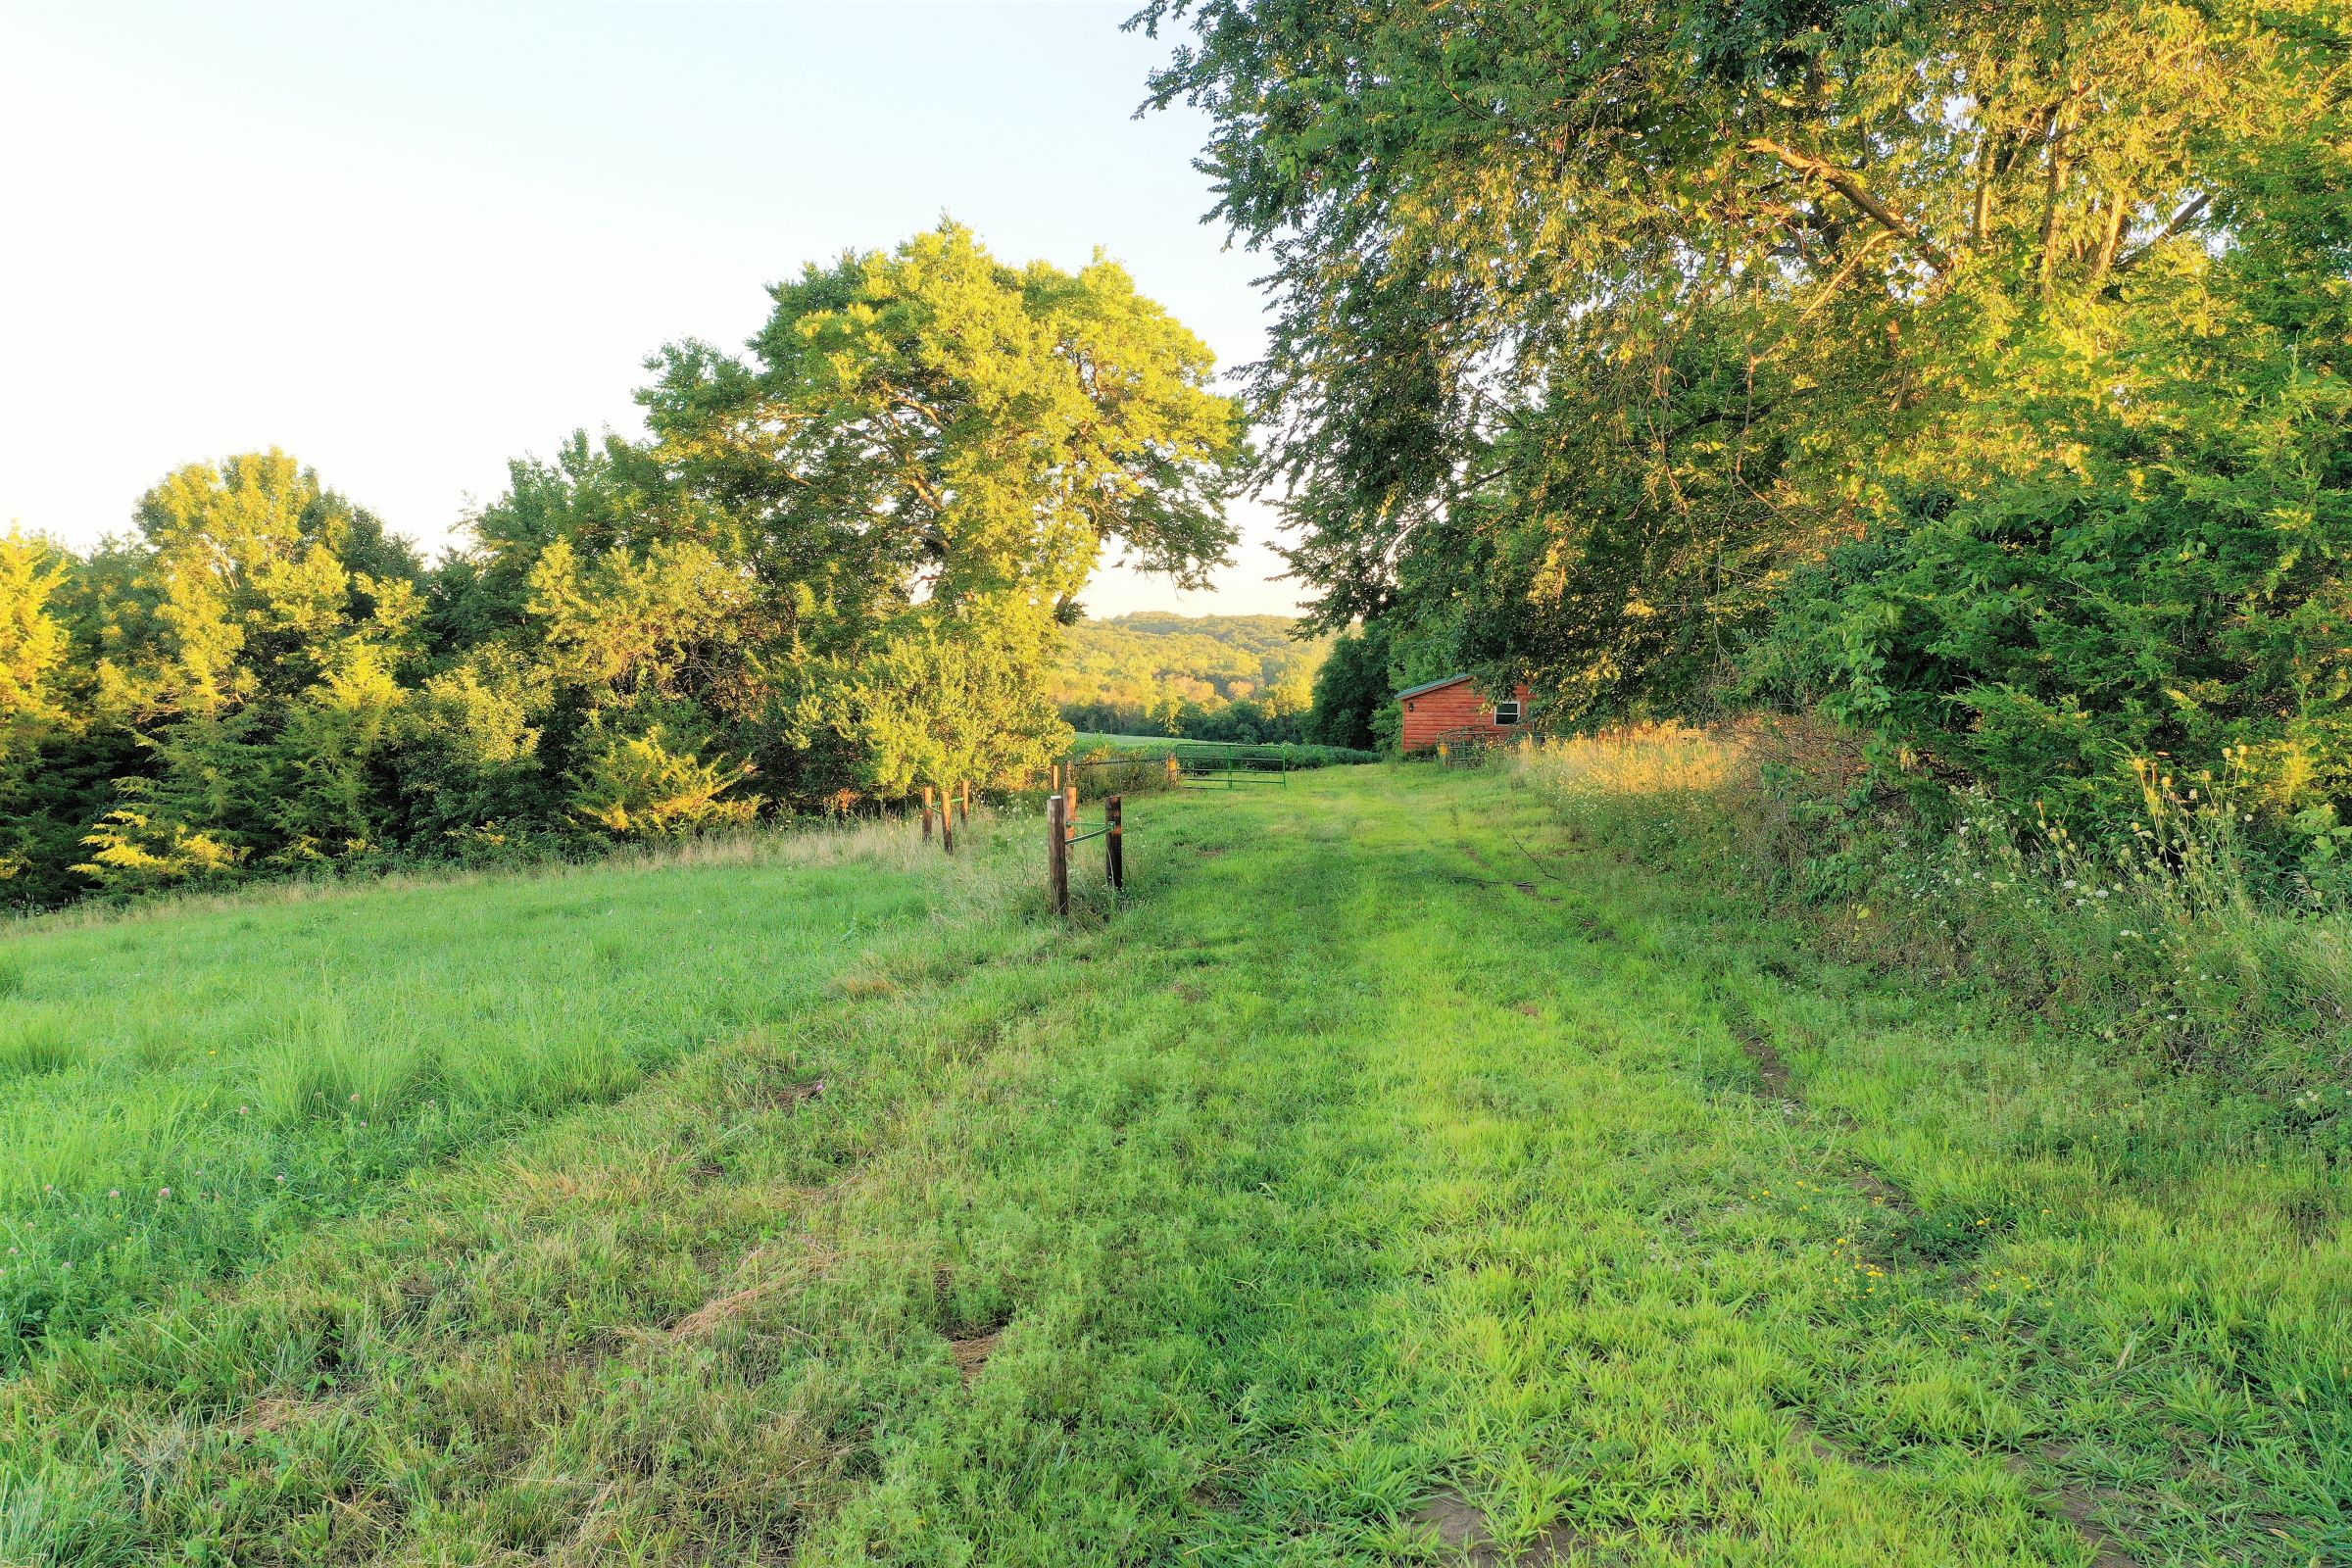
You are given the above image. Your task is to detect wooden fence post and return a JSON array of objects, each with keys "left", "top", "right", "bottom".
[
  {"left": 958, "top": 780, "right": 971, "bottom": 826},
  {"left": 1046, "top": 791, "right": 1069, "bottom": 917},
  {"left": 1064, "top": 782, "right": 1079, "bottom": 838},
  {"left": 921, "top": 785, "right": 935, "bottom": 842},
  {"left": 1165, "top": 755, "right": 1181, "bottom": 787},
  {"left": 1050, "top": 762, "right": 1060, "bottom": 795},
  {"left": 1106, "top": 794, "right": 1124, "bottom": 891},
  {"left": 940, "top": 789, "right": 955, "bottom": 854}
]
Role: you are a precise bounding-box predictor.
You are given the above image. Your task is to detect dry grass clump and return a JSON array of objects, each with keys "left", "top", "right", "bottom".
[{"left": 1519, "top": 722, "right": 1739, "bottom": 799}]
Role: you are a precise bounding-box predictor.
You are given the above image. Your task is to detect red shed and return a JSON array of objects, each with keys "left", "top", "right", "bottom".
[{"left": 1396, "top": 674, "right": 1533, "bottom": 753}]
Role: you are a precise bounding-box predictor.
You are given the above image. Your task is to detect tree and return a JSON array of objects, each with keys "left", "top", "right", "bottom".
[
  {"left": 637, "top": 221, "right": 1248, "bottom": 800},
  {"left": 1140, "top": 0, "right": 2352, "bottom": 826},
  {"left": 833, "top": 610, "right": 1066, "bottom": 804},
  {"left": 1303, "top": 622, "right": 1392, "bottom": 751},
  {"left": 0, "top": 530, "right": 72, "bottom": 766},
  {"left": 120, "top": 451, "right": 423, "bottom": 717},
  {"left": 0, "top": 226, "right": 1250, "bottom": 906},
  {"left": 0, "top": 530, "right": 84, "bottom": 891}
]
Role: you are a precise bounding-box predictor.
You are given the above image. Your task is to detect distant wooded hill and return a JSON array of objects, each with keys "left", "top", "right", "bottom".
[{"left": 1052, "top": 612, "right": 1328, "bottom": 742}]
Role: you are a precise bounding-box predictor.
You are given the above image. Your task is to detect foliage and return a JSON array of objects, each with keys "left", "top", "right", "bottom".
[
  {"left": 113, "top": 450, "right": 425, "bottom": 719},
  {"left": 1053, "top": 611, "right": 1323, "bottom": 738},
  {"left": 72, "top": 782, "right": 248, "bottom": 889},
  {"left": 831, "top": 610, "right": 1067, "bottom": 798},
  {"left": 1301, "top": 622, "right": 1391, "bottom": 751},
  {"left": 0, "top": 225, "right": 1245, "bottom": 908},
  {"left": 0, "top": 530, "right": 72, "bottom": 753},
  {"left": 1071, "top": 733, "right": 1379, "bottom": 767},
  {"left": 1753, "top": 337, "right": 2352, "bottom": 840},
  {"left": 1519, "top": 720, "right": 2352, "bottom": 1101},
  {"left": 569, "top": 709, "right": 761, "bottom": 839},
  {"left": 1141, "top": 0, "right": 2352, "bottom": 842}
]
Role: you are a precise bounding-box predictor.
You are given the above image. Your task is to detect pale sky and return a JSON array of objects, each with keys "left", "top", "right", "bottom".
[{"left": 0, "top": 0, "right": 1302, "bottom": 617}]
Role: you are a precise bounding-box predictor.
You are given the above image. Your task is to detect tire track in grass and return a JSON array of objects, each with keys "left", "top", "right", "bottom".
[
  {"left": 1705, "top": 985, "right": 2144, "bottom": 1568},
  {"left": 1472, "top": 776, "right": 2327, "bottom": 1567},
  {"left": 789, "top": 787, "right": 1446, "bottom": 1565},
  {"left": 1394, "top": 778, "right": 2153, "bottom": 1565},
  {"left": 1203, "top": 789, "right": 1900, "bottom": 1560}
]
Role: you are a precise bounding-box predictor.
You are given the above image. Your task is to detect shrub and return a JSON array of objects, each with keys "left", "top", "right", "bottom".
[{"left": 570, "top": 712, "right": 760, "bottom": 839}]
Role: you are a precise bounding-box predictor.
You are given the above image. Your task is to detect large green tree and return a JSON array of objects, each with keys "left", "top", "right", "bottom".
[
  {"left": 629, "top": 220, "right": 1248, "bottom": 799},
  {"left": 1302, "top": 620, "right": 1393, "bottom": 751},
  {"left": 1141, "top": 0, "right": 2352, "bottom": 822},
  {"left": 110, "top": 450, "right": 424, "bottom": 718}
]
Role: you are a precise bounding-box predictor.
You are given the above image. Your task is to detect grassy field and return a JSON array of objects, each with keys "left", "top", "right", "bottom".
[
  {"left": 3, "top": 767, "right": 2343, "bottom": 1565},
  {"left": 1072, "top": 733, "right": 1382, "bottom": 766}
]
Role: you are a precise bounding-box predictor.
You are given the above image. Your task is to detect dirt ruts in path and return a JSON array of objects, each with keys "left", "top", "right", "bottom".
[
  {"left": 1458, "top": 798, "right": 2142, "bottom": 1568},
  {"left": 1707, "top": 982, "right": 2144, "bottom": 1568},
  {"left": 1413, "top": 1488, "right": 1589, "bottom": 1566}
]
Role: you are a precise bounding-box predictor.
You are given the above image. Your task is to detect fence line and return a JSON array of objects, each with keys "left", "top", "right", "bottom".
[{"left": 1046, "top": 791, "right": 1125, "bottom": 918}]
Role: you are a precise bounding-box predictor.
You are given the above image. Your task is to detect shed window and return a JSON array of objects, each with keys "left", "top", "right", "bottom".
[{"left": 1493, "top": 700, "right": 1521, "bottom": 725}]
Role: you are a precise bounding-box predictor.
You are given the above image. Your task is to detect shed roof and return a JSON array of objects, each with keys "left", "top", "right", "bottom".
[{"left": 1395, "top": 673, "right": 1476, "bottom": 702}]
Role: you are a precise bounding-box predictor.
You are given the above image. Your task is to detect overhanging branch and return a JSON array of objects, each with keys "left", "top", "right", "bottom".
[
  {"left": 2110, "top": 191, "right": 2213, "bottom": 274},
  {"left": 1746, "top": 138, "right": 1951, "bottom": 274}
]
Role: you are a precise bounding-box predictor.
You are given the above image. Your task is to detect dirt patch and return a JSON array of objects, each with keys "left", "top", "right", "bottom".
[
  {"left": 1516, "top": 1003, "right": 1543, "bottom": 1018},
  {"left": 241, "top": 1394, "right": 349, "bottom": 1435},
  {"left": 1412, "top": 1488, "right": 1588, "bottom": 1565},
  {"left": 836, "top": 972, "right": 898, "bottom": 1000},
  {"left": 1414, "top": 1491, "right": 1495, "bottom": 1561},
  {"left": 1719, "top": 995, "right": 1795, "bottom": 1101},
  {"left": 769, "top": 1079, "right": 827, "bottom": 1110},
  {"left": 1782, "top": 1409, "right": 1889, "bottom": 1473},
  {"left": 1569, "top": 911, "right": 1624, "bottom": 945},
  {"left": 949, "top": 1330, "right": 1001, "bottom": 1383},
  {"left": 2006, "top": 1455, "right": 2141, "bottom": 1568},
  {"left": 1189, "top": 1478, "right": 1240, "bottom": 1513},
  {"left": 932, "top": 1261, "right": 1014, "bottom": 1384},
  {"left": 1846, "top": 1160, "right": 1920, "bottom": 1218}
]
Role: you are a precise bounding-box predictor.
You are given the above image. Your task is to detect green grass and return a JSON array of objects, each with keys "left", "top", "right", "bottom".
[
  {"left": 0, "top": 831, "right": 948, "bottom": 1369},
  {"left": 1073, "top": 733, "right": 1382, "bottom": 766},
  {"left": 2, "top": 767, "right": 2343, "bottom": 1565}
]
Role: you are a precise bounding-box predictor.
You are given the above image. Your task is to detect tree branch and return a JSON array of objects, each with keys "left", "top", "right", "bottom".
[
  {"left": 1746, "top": 138, "right": 1951, "bottom": 274},
  {"left": 2110, "top": 191, "right": 2213, "bottom": 274}
]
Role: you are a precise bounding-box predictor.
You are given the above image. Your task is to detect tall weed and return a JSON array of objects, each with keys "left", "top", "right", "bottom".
[{"left": 1520, "top": 722, "right": 2352, "bottom": 1131}]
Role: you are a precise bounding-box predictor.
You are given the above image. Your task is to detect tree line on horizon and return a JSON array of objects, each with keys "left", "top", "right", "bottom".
[
  {"left": 1143, "top": 0, "right": 2352, "bottom": 869},
  {"left": 0, "top": 224, "right": 1247, "bottom": 908},
  {"left": 1052, "top": 612, "right": 1328, "bottom": 743}
]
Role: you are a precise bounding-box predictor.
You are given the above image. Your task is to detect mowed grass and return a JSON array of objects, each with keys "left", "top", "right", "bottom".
[
  {"left": 0, "top": 832, "right": 949, "bottom": 1368},
  {"left": 1073, "top": 733, "right": 1382, "bottom": 766},
  {"left": 3, "top": 767, "right": 2345, "bottom": 1565}
]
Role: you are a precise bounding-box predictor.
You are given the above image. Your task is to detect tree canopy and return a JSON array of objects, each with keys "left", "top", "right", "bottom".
[
  {"left": 1139, "top": 0, "right": 2352, "bottom": 834},
  {"left": 0, "top": 225, "right": 1245, "bottom": 906}
]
